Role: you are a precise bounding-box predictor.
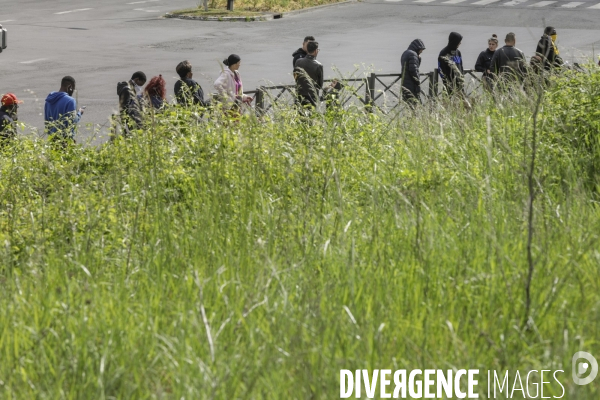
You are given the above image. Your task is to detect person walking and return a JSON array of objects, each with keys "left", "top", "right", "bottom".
[
  {"left": 214, "top": 54, "right": 252, "bottom": 116},
  {"left": 400, "top": 39, "right": 426, "bottom": 106},
  {"left": 474, "top": 34, "right": 498, "bottom": 89},
  {"left": 294, "top": 41, "right": 324, "bottom": 109},
  {"left": 489, "top": 32, "right": 527, "bottom": 84},
  {"left": 535, "top": 27, "right": 563, "bottom": 71},
  {"left": 438, "top": 32, "right": 465, "bottom": 96},
  {"left": 175, "top": 60, "right": 211, "bottom": 107},
  {"left": 117, "top": 71, "right": 146, "bottom": 132},
  {"left": 144, "top": 75, "right": 167, "bottom": 110},
  {"left": 292, "top": 36, "right": 316, "bottom": 69},
  {"left": 0, "top": 93, "right": 22, "bottom": 141},
  {"left": 44, "top": 76, "right": 84, "bottom": 142}
]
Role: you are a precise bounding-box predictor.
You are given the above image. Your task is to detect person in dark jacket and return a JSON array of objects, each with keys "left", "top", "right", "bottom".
[
  {"left": 535, "top": 26, "right": 563, "bottom": 71},
  {"left": 401, "top": 39, "right": 426, "bottom": 106},
  {"left": 174, "top": 60, "right": 211, "bottom": 107},
  {"left": 44, "top": 76, "right": 84, "bottom": 141},
  {"left": 489, "top": 32, "right": 527, "bottom": 84},
  {"left": 475, "top": 34, "right": 498, "bottom": 89},
  {"left": 438, "top": 32, "right": 464, "bottom": 96},
  {"left": 292, "top": 36, "right": 315, "bottom": 69},
  {"left": 0, "top": 93, "right": 22, "bottom": 142},
  {"left": 117, "top": 71, "right": 146, "bottom": 132},
  {"left": 294, "top": 41, "right": 324, "bottom": 108}
]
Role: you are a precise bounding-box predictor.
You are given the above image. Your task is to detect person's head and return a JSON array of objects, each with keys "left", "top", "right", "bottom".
[
  {"left": 60, "top": 76, "right": 76, "bottom": 96},
  {"left": 448, "top": 32, "right": 463, "bottom": 50},
  {"left": 145, "top": 75, "right": 166, "bottom": 99},
  {"left": 488, "top": 34, "right": 498, "bottom": 51},
  {"left": 1, "top": 93, "right": 22, "bottom": 115},
  {"left": 131, "top": 71, "right": 147, "bottom": 87},
  {"left": 176, "top": 60, "right": 193, "bottom": 79},
  {"left": 302, "top": 35, "right": 315, "bottom": 52},
  {"left": 505, "top": 32, "right": 516, "bottom": 46},
  {"left": 544, "top": 26, "right": 557, "bottom": 41},
  {"left": 223, "top": 54, "right": 241, "bottom": 71},
  {"left": 307, "top": 41, "right": 319, "bottom": 56}
]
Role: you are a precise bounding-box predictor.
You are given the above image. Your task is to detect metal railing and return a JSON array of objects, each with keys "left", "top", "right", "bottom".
[{"left": 244, "top": 69, "right": 482, "bottom": 116}]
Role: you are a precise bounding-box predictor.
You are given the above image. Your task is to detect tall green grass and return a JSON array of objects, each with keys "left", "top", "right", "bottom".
[{"left": 0, "top": 69, "right": 599, "bottom": 399}]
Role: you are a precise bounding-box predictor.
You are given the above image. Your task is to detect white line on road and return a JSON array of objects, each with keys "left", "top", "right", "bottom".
[
  {"left": 384, "top": 0, "right": 404, "bottom": 2},
  {"left": 503, "top": 0, "right": 528, "bottom": 5},
  {"left": 529, "top": 1, "right": 555, "bottom": 6},
  {"left": 561, "top": 1, "right": 584, "bottom": 6},
  {"left": 127, "top": 0, "right": 159, "bottom": 4},
  {"left": 471, "top": 0, "right": 501, "bottom": 5},
  {"left": 20, "top": 58, "right": 47, "bottom": 64},
  {"left": 414, "top": 0, "right": 436, "bottom": 3},
  {"left": 588, "top": 2, "right": 600, "bottom": 7},
  {"left": 134, "top": 8, "right": 162, "bottom": 12},
  {"left": 54, "top": 8, "right": 93, "bottom": 15},
  {"left": 443, "top": 0, "right": 467, "bottom": 3},
  {"left": 0, "top": 20, "right": 15, "bottom": 23}
]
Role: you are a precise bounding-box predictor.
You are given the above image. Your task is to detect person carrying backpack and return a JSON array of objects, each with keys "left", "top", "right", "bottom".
[{"left": 535, "top": 27, "right": 564, "bottom": 71}]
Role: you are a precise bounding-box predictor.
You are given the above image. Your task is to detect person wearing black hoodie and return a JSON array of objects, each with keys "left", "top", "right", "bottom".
[
  {"left": 401, "top": 39, "right": 426, "bottom": 105},
  {"left": 174, "top": 60, "right": 211, "bottom": 107},
  {"left": 117, "top": 71, "right": 146, "bottom": 133},
  {"left": 535, "top": 26, "right": 563, "bottom": 71},
  {"left": 475, "top": 34, "right": 498, "bottom": 89},
  {"left": 438, "top": 32, "right": 464, "bottom": 96},
  {"left": 292, "top": 36, "right": 315, "bottom": 69}
]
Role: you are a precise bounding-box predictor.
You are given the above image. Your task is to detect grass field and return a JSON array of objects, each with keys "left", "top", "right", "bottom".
[
  {"left": 171, "top": 0, "right": 345, "bottom": 15},
  {"left": 0, "top": 70, "right": 600, "bottom": 399}
]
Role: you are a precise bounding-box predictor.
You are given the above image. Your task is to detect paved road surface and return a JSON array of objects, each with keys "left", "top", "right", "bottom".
[{"left": 1, "top": 0, "right": 600, "bottom": 143}]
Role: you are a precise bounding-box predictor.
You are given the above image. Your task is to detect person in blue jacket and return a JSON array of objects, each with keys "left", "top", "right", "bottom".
[
  {"left": 438, "top": 32, "right": 464, "bottom": 96},
  {"left": 44, "top": 76, "right": 84, "bottom": 141}
]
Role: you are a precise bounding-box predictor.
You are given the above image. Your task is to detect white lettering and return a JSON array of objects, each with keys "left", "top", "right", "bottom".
[
  {"left": 424, "top": 370, "right": 435, "bottom": 398},
  {"left": 363, "top": 370, "right": 379, "bottom": 399},
  {"left": 380, "top": 369, "right": 391, "bottom": 398},
  {"left": 553, "top": 370, "right": 565, "bottom": 398},
  {"left": 494, "top": 371, "right": 509, "bottom": 398},
  {"left": 468, "top": 369, "right": 479, "bottom": 398},
  {"left": 511, "top": 371, "right": 525, "bottom": 398},
  {"left": 455, "top": 370, "right": 467, "bottom": 399},
  {"left": 526, "top": 370, "right": 539, "bottom": 398},
  {"left": 541, "top": 370, "right": 551, "bottom": 398},
  {"left": 393, "top": 370, "right": 407, "bottom": 398},
  {"left": 409, "top": 370, "right": 423, "bottom": 398},
  {"left": 438, "top": 370, "right": 453, "bottom": 398},
  {"left": 356, "top": 370, "right": 361, "bottom": 398},
  {"left": 341, "top": 370, "right": 353, "bottom": 398}
]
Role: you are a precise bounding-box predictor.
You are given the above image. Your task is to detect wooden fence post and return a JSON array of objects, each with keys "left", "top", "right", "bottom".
[
  {"left": 428, "top": 70, "right": 439, "bottom": 98},
  {"left": 365, "top": 73, "right": 376, "bottom": 112},
  {"left": 255, "top": 87, "right": 264, "bottom": 116}
]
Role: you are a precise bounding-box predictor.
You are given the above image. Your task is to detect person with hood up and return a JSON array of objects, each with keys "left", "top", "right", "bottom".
[
  {"left": 535, "top": 27, "right": 563, "bottom": 71},
  {"left": 117, "top": 71, "right": 146, "bottom": 133},
  {"left": 475, "top": 34, "right": 498, "bottom": 89},
  {"left": 44, "top": 76, "right": 84, "bottom": 141},
  {"left": 401, "top": 39, "right": 426, "bottom": 106},
  {"left": 438, "top": 32, "right": 465, "bottom": 96},
  {"left": 292, "top": 36, "right": 315, "bottom": 69},
  {"left": 214, "top": 54, "right": 253, "bottom": 116},
  {"left": 0, "top": 93, "right": 22, "bottom": 142}
]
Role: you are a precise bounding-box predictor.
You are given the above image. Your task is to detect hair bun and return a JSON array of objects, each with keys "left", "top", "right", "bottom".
[
  {"left": 223, "top": 59, "right": 229, "bottom": 66},
  {"left": 492, "top": 34, "right": 497, "bottom": 38}
]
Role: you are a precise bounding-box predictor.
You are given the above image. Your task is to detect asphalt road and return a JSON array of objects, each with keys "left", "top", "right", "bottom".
[{"left": 2, "top": 0, "right": 600, "bottom": 143}]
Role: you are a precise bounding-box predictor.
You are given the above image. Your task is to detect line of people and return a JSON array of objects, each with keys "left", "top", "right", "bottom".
[
  {"left": 400, "top": 27, "right": 565, "bottom": 105},
  {"left": 0, "top": 28, "right": 574, "bottom": 142}
]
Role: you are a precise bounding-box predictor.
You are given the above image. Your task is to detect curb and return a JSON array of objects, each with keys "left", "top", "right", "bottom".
[{"left": 164, "top": 0, "right": 357, "bottom": 22}]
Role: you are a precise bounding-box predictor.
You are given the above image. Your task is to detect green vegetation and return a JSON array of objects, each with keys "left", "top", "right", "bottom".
[
  {"left": 1, "top": 69, "right": 600, "bottom": 398},
  {"left": 170, "top": 0, "right": 344, "bottom": 16}
]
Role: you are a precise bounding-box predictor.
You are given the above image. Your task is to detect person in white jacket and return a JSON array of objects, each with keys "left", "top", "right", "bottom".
[{"left": 214, "top": 54, "right": 252, "bottom": 115}]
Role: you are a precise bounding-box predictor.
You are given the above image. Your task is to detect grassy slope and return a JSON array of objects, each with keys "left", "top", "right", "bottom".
[
  {"left": 172, "top": 0, "right": 345, "bottom": 15},
  {"left": 0, "top": 71, "right": 600, "bottom": 398}
]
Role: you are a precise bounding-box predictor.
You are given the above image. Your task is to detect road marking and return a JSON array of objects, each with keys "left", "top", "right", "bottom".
[
  {"left": 414, "top": 0, "right": 436, "bottom": 3},
  {"left": 127, "top": 0, "right": 159, "bottom": 4},
  {"left": 134, "top": 8, "right": 162, "bottom": 12},
  {"left": 20, "top": 58, "right": 47, "bottom": 64},
  {"left": 443, "top": 0, "right": 467, "bottom": 3},
  {"left": 503, "top": 0, "right": 528, "bottom": 5},
  {"left": 529, "top": 1, "right": 555, "bottom": 5},
  {"left": 54, "top": 8, "right": 93, "bottom": 15},
  {"left": 384, "top": 0, "right": 404, "bottom": 2},
  {"left": 561, "top": 1, "right": 584, "bottom": 6},
  {"left": 0, "top": 20, "right": 15, "bottom": 23},
  {"left": 588, "top": 2, "right": 600, "bottom": 7},
  {"left": 472, "top": 0, "right": 501, "bottom": 4}
]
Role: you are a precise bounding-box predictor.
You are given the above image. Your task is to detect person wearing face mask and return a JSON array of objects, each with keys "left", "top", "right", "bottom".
[
  {"left": 475, "top": 34, "right": 498, "bottom": 89},
  {"left": 214, "top": 54, "right": 252, "bottom": 116},
  {"left": 44, "top": 76, "right": 84, "bottom": 142},
  {"left": 0, "top": 93, "right": 22, "bottom": 142},
  {"left": 401, "top": 39, "right": 426, "bottom": 106},
  {"left": 438, "top": 32, "right": 465, "bottom": 96},
  {"left": 535, "top": 27, "right": 563, "bottom": 70}
]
